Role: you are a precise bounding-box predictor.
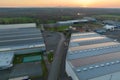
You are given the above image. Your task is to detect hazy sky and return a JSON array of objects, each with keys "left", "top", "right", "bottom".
[{"left": 0, "top": 0, "right": 120, "bottom": 8}]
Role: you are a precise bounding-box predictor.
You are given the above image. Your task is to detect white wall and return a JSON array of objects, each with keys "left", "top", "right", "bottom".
[{"left": 66, "top": 60, "right": 79, "bottom": 80}]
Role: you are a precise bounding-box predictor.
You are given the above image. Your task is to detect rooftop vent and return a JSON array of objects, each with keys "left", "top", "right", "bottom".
[
  {"left": 89, "top": 66, "right": 94, "bottom": 69},
  {"left": 106, "top": 63, "right": 110, "bottom": 66},
  {"left": 76, "top": 69, "right": 81, "bottom": 72},
  {"left": 116, "top": 60, "right": 120, "bottom": 63},
  {"left": 100, "top": 64, "right": 105, "bottom": 67},
  {"left": 95, "top": 65, "right": 99, "bottom": 68},
  {"left": 83, "top": 68, "right": 87, "bottom": 71},
  {"left": 111, "top": 62, "right": 115, "bottom": 64}
]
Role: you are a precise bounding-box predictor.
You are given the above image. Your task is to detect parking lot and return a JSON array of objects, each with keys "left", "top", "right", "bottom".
[
  {"left": 42, "top": 31, "right": 61, "bottom": 53},
  {"left": 0, "top": 62, "right": 43, "bottom": 80}
]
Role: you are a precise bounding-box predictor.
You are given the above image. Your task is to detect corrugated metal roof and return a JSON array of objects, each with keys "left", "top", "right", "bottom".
[
  {"left": 0, "top": 38, "right": 43, "bottom": 46},
  {"left": 71, "top": 36, "right": 106, "bottom": 42},
  {"left": 76, "top": 59, "right": 120, "bottom": 80},
  {"left": 66, "top": 32, "right": 120, "bottom": 80},
  {"left": 68, "top": 45, "right": 120, "bottom": 60},
  {"left": 0, "top": 34, "right": 42, "bottom": 41},
  {"left": 0, "top": 25, "right": 45, "bottom": 53},
  {"left": 71, "top": 33, "right": 100, "bottom": 40},
  {"left": 69, "top": 42, "right": 119, "bottom": 51},
  {"left": 72, "top": 32, "right": 96, "bottom": 36},
  {"left": 0, "top": 28, "right": 41, "bottom": 36},
  {"left": 71, "top": 51, "right": 120, "bottom": 67},
  {"left": 69, "top": 38, "right": 113, "bottom": 47},
  {"left": 0, "top": 23, "right": 36, "bottom": 29}
]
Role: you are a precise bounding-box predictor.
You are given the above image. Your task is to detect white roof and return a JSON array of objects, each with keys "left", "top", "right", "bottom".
[
  {"left": 72, "top": 32, "right": 96, "bottom": 37},
  {"left": 0, "top": 44, "right": 45, "bottom": 52},
  {"left": 0, "top": 52, "right": 14, "bottom": 68},
  {"left": 104, "top": 25, "right": 116, "bottom": 29},
  {"left": 57, "top": 19, "right": 88, "bottom": 24},
  {"left": 0, "top": 23, "right": 36, "bottom": 29}
]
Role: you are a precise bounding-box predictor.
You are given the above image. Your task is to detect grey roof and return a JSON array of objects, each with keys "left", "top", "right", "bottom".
[
  {"left": 0, "top": 25, "right": 45, "bottom": 53},
  {"left": 71, "top": 32, "right": 96, "bottom": 36},
  {"left": 0, "top": 28, "right": 41, "bottom": 36},
  {"left": 68, "top": 44, "right": 120, "bottom": 60},
  {"left": 9, "top": 62, "right": 42, "bottom": 78},
  {"left": 69, "top": 37, "right": 113, "bottom": 47},
  {"left": 0, "top": 23, "right": 36, "bottom": 29},
  {"left": 71, "top": 51, "right": 120, "bottom": 67},
  {"left": 69, "top": 42, "right": 119, "bottom": 52},
  {"left": 71, "top": 33, "right": 101, "bottom": 40},
  {"left": 66, "top": 32, "right": 120, "bottom": 80},
  {"left": 0, "top": 34, "right": 42, "bottom": 42},
  {"left": 76, "top": 59, "right": 120, "bottom": 80}
]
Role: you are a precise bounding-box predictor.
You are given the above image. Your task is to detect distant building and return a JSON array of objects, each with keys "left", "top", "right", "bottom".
[
  {"left": 66, "top": 32, "right": 120, "bottom": 80},
  {"left": 0, "top": 23, "right": 46, "bottom": 70},
  {"left": 103, "top": 25, "right": 117, "bottom": 30},
  {"left": 56, "top": 17, "right": 96, "bottom": 26},
  {"left": 103, "top": 20, "right": 120, "bottom": 27},
  {"left": 83, "top": 17, "right": 97, "bottom": 22},
  {"left": 57, "top": 19, "right": 89, "bottom": 26}
]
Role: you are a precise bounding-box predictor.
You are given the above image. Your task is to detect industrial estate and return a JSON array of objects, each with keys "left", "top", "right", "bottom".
[{"left": 0, "top": 8, "right": 120, "bottom": 80}]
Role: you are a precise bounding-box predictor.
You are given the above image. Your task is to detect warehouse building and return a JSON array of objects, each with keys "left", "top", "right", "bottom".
[
  {"left": 0, "top": 52, "right": 14, "bottom": 70},
  {"left": 66, "top": 32, "right": 120, "bottom": 80},
  {"left": 0, "top": 23, "right": 46, "bottom": 70}
]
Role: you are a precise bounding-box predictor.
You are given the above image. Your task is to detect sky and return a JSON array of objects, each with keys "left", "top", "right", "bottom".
[{"left": 0, "top": 0, "right": 120, "bottom": 8}]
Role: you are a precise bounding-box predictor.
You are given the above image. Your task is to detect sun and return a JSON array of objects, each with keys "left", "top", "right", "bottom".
[{"left": 77, "top": 0, "right": 95, "bottom": 7}]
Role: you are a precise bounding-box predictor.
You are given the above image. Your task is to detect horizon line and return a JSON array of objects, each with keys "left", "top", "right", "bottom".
[{"left": 0, "top": 6, "right": 120, "bottom": 9}]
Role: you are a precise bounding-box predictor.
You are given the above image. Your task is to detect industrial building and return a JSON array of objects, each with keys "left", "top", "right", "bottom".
[
  {"left": 56, "top": 17, "right": 96, "bottom": 26},
  {"left": 0, "top": 23, "right": 46, "bottom": 70},
  {"left": 66, "top": 32, "right": 120, "bottom": 80}
]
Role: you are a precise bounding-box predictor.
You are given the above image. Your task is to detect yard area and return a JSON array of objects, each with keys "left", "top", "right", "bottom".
[{"left": 13, "top": 52, "right": 48, "bottom": 79}]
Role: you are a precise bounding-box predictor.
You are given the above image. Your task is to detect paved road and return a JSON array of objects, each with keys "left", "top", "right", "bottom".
[
  {"left": 48, "top": 33, "right": 66, "bottom": 80},
  {"left": 59, "top": 39, "right": 70, "bottom": 80}
]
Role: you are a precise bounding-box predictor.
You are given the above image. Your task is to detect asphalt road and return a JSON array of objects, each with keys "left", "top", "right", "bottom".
[
  {"left": 48, "top": 33, "right": 66, "bottom": 80},
  {"left": 43, "top": 31, "right": 61, "bottom": 53}
]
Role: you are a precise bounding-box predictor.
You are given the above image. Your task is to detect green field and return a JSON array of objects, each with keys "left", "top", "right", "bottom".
[
  {"left": 0, "top": 17, "right": 36, "bottom": 24},
  {"left": 93, "top": 14, "right": 120, "bottom": 21},
  {"left": 46, "top": 26, "right": 69, "bottom": 32}
]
